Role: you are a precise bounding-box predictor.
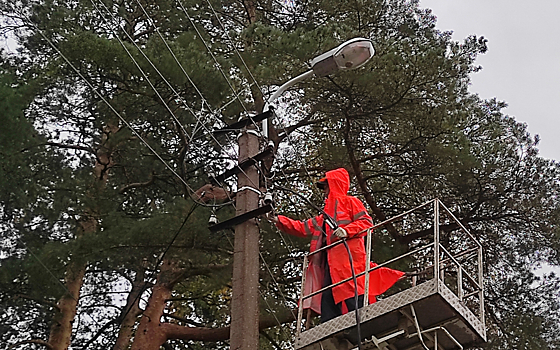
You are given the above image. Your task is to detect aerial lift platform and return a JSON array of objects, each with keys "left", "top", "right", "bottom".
[{"left": 294, "top": 199, "right": 486, "bottom": 350}]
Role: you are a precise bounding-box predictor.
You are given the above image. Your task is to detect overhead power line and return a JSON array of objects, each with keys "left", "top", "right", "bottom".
[
  {"left": 92, "top": 0, "right": 264, "bottom": 193},
  {"left": 31, "top": 23, "right": 228, "bottom": 208},
  {"left": 177, "top": 0, "right": 253, "bottom": 120},
  {"left": 203, "top": 0, "right": 266, "bottom": 98}
]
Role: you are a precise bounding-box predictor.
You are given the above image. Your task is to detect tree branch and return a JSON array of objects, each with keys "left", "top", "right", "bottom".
[
  {"left": 14, "top": 294, "right": 59, "bottom": 310},
  {"left": 398, "top": 223, "right": 460, "bottom": 245},
  {"left": 162, "top": 313, "right": 206, "bottom": 327},
  {"left": 169, "top": 263, "right": 231, "bottom": 287},
  {"left": 163, "top": 309, "right": 296, "bottom": 342},
  {"left": 46, "top": 141, "right": 95, "bottom": 153},
  {"left": 343, "top": 116, "right": 401, "bottom": 241},
  {"left": 21, "top": 142, "right": 95, "bottom": 154},
  {"left": 260, "top": 329, "right": 284, "bottom": 350},
  {"left": 119, "top": 173, "right": 156, "bottom": 194},
  {"left": 277, "top": 116, "right": 326, "bottom": 143},
  {"left": 8, "top": 339, "right": 53, "bottom": 350},
  {"left": 80, "top": 320, "right": 117, "bottom": 350}
]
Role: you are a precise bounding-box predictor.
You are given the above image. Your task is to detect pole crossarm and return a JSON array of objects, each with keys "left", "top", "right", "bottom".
[{"left": 209, "top": 204, "right": 273, "bottom": 232}]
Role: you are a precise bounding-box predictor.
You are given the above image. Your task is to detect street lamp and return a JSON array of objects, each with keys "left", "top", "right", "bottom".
[
  {"left": 310, "top": 37, "right": 375, "bottom": 76},
  {"left": 264, "top": 37, "right": 374, "bottom": 137},
  {"left": 268, "top": 37, "right": 374, "bottom": 102}
]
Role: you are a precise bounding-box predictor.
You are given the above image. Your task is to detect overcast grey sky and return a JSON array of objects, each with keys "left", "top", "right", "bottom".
[{"left": 420, "top": 0, "right": 560, "bottom": 161}]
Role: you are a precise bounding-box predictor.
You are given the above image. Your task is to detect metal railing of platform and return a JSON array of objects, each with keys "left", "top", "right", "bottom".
[{"left": 295, "top": 198, "right": 485, "bottom": 342}]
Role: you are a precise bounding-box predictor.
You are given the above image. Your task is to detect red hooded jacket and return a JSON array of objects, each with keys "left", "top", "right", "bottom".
[{"left": 276, "top": 168, "right": 404, "bottom": 314}]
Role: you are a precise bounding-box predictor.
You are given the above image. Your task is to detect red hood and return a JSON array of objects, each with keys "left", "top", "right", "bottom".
[{"left": 325, "top": 168, "right": 350, "bottom": 198}]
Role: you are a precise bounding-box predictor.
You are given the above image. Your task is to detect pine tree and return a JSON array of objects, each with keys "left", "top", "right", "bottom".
[{"left": 1, "top": 0, "right": 559, "bottom": 349}]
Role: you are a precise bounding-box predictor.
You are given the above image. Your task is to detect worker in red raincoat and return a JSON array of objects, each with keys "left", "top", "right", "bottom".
[{"left": 271, "top": 168, "right": 404, "bottom": 322}]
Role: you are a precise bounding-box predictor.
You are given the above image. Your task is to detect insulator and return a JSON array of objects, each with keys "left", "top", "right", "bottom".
[
  {"left": 263, "top": 192, "right": 273, "bottom": 205},
  {"left": 208, "top": 214, "right": 218, "bottom": 225}
]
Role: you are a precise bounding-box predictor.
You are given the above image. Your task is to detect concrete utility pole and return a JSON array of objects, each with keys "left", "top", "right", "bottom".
[{"left": 230, "top": 127, "right": 261, "bottom": 350}]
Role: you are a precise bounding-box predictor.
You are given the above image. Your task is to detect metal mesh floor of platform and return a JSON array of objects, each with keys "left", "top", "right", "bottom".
[{"left": 295, "top": 278, "right": 486, "bottom": 350}]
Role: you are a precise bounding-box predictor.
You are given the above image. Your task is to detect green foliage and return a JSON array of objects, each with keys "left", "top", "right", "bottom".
[
  {"left": 0, "top": 60, "right": 37, "bottom": 209},
  {"left": 0, "top": 0, "right": 559, "bottom": 349}
]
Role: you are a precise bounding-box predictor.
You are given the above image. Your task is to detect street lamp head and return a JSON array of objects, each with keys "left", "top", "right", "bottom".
[
  {"left": 263, "top": 38, "right": 374, "bottom": 139},
  {"left": 311, "top": 38, "right": 375, "bottom": 77}
]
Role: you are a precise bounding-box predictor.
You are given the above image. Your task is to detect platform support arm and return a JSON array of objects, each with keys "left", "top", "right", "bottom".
[
  {"left": 458, "top": 264, "right": 463, "bottom": 301},
  {"left": 478, "top": 246, "right": 485, "bottom": 325},
  {"left": 434, "top": 200, "right": 440, "bottom": 282},
  {"left": 364, "top": 228, "right": 373, "bottom": 306},
  {"left": 410, "top": 305, "right": 430, "bottom": 350}
]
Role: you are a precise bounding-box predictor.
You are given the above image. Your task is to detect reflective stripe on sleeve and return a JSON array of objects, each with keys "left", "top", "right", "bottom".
[
  {"left": 304, "top": 222, "right": 313, "bottom": 238},
  {"left": 353, "top": 211, "right": 367, "bottom": 221},
  {"left": 333, "top": 200, "right": 339, "bottom": 220},
  {"left": 311, "top": 218, "right": 322, "bottom": 232}
]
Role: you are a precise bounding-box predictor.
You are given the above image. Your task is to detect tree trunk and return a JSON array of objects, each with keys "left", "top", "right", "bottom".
[
  {"left": 47, "top": 124, "right": 117, "bottom": 349},
  {"left": 129, "top": 284, "right": 171, "bottom": 350},
  {"left": 130, "top": 260, "right": 181, "bottom": 350},
  {"left": 113, "top": 267, "right": 147, "bottom": 350},
  {"left": 47, "top": 261, "right": 86, "bottom": 350}
]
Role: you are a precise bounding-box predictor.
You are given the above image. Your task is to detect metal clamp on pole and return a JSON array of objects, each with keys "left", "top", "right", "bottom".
[
  {"left": 237, "top": 186, "right": 262, "bottom": 196},
  {"left": 212, "top": 110, "right": 274, "bottom": 135},
  {"left": 237, "top": 129, "right": 261, "bottom": 139}
]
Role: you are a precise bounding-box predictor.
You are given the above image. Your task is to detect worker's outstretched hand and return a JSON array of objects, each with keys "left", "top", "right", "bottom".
[
  {"left": 266, "top": 213, "right": 279, "bottom": 224},
  {"left": 333, "top": 227, "right": 348, "bottom": 238}
]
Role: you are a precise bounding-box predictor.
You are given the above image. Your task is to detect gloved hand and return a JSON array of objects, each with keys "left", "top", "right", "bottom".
[
  {"left": 266, "top": 213, "right": 279, "bottom": 224},
  {"left": 333, "top": 227, "right": 348, "bottom": 238}
]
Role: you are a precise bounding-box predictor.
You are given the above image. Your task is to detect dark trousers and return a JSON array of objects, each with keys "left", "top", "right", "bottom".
[{"left": 321, "top": 264, "right": 364, "bottom": 323}]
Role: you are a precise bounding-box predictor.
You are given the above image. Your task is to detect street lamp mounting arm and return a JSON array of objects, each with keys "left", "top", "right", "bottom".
[{"left": 267, "top": 70, "right": 314, "bottom": 108}]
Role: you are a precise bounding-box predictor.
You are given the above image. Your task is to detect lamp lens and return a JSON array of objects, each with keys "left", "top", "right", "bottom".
[{"left": 334, "top": 41, "right": 374, "bottom": 70}]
